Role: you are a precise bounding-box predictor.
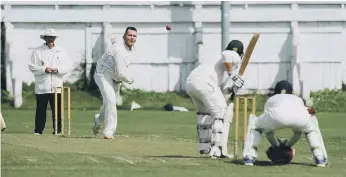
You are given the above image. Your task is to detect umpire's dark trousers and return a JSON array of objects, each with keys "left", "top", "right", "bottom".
[{"left": 34, "top": 93, "right": 61, "bottom": 134}]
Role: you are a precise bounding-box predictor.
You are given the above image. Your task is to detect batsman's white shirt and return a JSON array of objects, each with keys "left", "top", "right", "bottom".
[
  {"left": 94, "top": 41, "right": 133, "bottom": 137},
  {"left": 187, "top": 50, "right": 241, "bottom": 86},
  {"left": 185, "top": 51, "right": 241, "bottom": 118},
  {"left": 256, "top": 94, "right": 312, "bottom": 132}
]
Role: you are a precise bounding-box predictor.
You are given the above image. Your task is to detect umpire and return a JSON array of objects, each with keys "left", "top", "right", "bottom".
[{"left": 28, "top": 29, "right": 70, "bottom": 135}]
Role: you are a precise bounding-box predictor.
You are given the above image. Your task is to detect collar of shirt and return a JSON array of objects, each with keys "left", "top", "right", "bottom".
[
  {"left": 43, "top": 43, "right": 60, "bottom": 51},
  {"left": 123, "top": 41, "right": 134, "bottom": 52}
]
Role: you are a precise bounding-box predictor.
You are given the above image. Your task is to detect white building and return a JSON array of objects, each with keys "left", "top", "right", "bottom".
[{"left": 1, "top": 1, "right": 346, "bottom": 107}]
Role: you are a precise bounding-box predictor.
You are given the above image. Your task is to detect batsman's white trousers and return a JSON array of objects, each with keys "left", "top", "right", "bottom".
[
  {"left": 256, "top": 105, "right": 313, "bottom": 133},
  {"left": 185, "top": 78, "right": 226, "bottom": 119},
  {"left": 94, "top": 69, "right": 121, "bottom": 137}
]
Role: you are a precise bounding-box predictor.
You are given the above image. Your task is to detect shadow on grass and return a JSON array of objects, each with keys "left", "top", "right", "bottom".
[
  {"left": 69, "top": 136, "right": 96, "bottom": 139},
  {"left": 145, "top": 155, "right": 208, "bottom": 159},
  {"left": 227, "top": 159, "right": 315, "bottom": 167}
]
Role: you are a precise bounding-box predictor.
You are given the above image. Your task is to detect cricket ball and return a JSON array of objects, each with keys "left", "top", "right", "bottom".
[{"left": 166, "top": 25, "right": 171, "bottom": 31}]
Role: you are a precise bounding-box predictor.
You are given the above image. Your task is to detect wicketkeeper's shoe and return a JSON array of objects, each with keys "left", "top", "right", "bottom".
[
  {"left": 243, "top": 156, "right": 255, "bottom": 166},
  {"left": 316, "top": 159, "right": 327, "bottom": 168},
  {"left": 93, "top": 114, "right": 101, "bottom": 136}
]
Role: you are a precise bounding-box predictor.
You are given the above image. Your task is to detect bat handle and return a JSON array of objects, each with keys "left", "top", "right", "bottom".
[{"left": 229, "top": 90, "right": 236, "bottom": 102}]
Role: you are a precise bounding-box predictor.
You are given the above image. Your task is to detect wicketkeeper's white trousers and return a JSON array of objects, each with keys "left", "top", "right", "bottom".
[
  {"left": 94, "top": 70, "right": 121, "bottom": 137},
  {"left": 256, "top": 105, "right": 313, "bottom": 133}
]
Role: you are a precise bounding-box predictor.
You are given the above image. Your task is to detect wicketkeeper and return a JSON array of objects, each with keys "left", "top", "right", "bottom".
[
  {"left": 185, "top": 40, "right": 245, "bottom": 158},
  {"left": 242, "top": 80, "right": 328, "bottom": 167}
]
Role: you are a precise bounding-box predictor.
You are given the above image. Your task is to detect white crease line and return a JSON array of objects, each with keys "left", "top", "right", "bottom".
[
  {"left": 158, "top": 159, "right": 167, "bottom": 163},
  {"left": 186, "top": 162, "right": 200, "bottom": 166},
  {"left": 25, "top": 157, "right": 37, "bottom": 163},
  {"left": 114, "top": 156, "right": 134, "bottom": 165},
  {"left": 88, "top": 157, "right": 100, "bottom": 164}
]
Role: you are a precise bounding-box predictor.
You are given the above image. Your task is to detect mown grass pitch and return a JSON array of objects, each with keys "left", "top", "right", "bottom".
[{"left": 1, "top": 110, "right": 345, "bottom": 177}]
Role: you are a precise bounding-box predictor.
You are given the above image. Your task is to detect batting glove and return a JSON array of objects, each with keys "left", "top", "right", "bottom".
[{"left": 231, "top": 74, "right": 244, "bottom": 88}]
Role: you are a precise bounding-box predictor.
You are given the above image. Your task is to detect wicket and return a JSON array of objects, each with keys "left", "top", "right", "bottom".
[
  {"left": 233, "top": 96, "right": 256, "bottom": 159},
  {"left": 54, "top": 86, "right": 71, "bottom": 137}
]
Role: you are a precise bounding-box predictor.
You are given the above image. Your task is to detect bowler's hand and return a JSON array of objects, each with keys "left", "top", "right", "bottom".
[
  {"left": 51, "top": 68, "right": 58, "bottom": 74},
  {"left": 45, "top": 67, "right": 53, "bottom": 73},
  {"left": 127, "top": 77, "right": 134, "bottom": 85}
]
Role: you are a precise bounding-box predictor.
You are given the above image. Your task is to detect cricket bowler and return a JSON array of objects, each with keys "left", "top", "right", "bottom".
[
  {"left": 185, "top": 40, "right": 245, "bottom": 158},
  {"left": 92, "top": 27, "right": 137, "bottom": 139},
  {"left": 242, "top": 80, "right": 328, "bottom": 167}
]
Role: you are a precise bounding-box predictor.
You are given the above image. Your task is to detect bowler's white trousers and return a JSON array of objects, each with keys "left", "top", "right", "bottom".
[{"left": 94, "top": 69, "right": 121, "bottom": 137}]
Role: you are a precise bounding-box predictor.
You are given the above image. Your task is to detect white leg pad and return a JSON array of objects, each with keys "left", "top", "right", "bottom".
[
  {"left": 208, "top": 104, "right": 234, "bottom": 158},
  {"left": 243, "top": 114, "right": 262, "bottom": 159},
  {"left": 0, "top": 112, "right": 6, "bottom": 131},
  {"left": 211, "top": 118, "right": 223, "bottom": 147},
  {"left": 306, "top": 131, "right": 325, "bottom": 161},
  {"left": 197, "top": 114, "right": 214, "bottom": 153},
  {"left": 220, "top": 103, "right": 233, "bottom": 157},
  {"left": 308, "top": 115, "right": 328, "bottom": 161}
]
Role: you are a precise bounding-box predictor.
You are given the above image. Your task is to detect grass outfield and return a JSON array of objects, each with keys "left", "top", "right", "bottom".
[{"left": 1, "top": 110, "right": 345, "bottom": 177}]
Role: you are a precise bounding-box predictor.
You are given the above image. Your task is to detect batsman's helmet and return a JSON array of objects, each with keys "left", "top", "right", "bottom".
[
  {"left": 274, "top": 80, "right": 293, "bottom": 95},
  {"left": 225, "top": 40, "right": 244, "bottom": 56}
]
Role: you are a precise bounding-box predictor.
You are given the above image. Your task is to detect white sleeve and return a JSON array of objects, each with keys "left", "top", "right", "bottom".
[
  {"left": 28, "top": 49, "right": 46, "bottom": 76},
  {"left": 113, "top": 45, "right": 133, "bottom": 84},
  {"left": 221, "top": 50, "right": 241, "bottom": 63}
]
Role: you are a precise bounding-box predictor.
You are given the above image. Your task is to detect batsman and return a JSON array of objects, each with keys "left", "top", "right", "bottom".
[
  {"left": 242, "top": 80, "right": 328, "bottom": 167},
  {"left": 185, "top": 40, "right": 245, "bottom": 158}
]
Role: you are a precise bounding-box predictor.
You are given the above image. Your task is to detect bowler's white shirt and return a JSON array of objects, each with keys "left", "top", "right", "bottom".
[
  {"left": 187, "top": 50, "right": 241, "bottom": 86},
  {"left": 96, "top": 40, "right": 134, "bottom": 82}
]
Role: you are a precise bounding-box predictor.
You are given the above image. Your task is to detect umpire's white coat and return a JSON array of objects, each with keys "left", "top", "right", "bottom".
[
  {"left": 94, "top": 40, "right": 134, "bottom": 137},
  {"left": 28, "top": 44, "right": 70, "bottom": 94},
  {"left": 185, "top": 51, "right": 241, "bottom": 118}
]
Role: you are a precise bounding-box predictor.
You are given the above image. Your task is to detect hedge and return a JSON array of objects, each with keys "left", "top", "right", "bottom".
[{"left": 1, "top": 84, "right": 345, "bottom": 112}]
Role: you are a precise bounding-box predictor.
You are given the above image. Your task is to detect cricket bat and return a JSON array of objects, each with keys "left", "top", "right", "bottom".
[{"left": 224, "top": 33, "right": 260, "bottom": 119}]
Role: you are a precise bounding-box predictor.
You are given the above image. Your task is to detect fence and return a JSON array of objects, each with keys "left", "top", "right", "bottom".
[{"left": 2, "top": 1, "right": 345, "bottom": 96}]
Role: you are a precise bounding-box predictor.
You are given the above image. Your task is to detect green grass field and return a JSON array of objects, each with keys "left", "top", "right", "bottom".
[{"left": 1, "top": 110, "right": 345, "bottom": 177}]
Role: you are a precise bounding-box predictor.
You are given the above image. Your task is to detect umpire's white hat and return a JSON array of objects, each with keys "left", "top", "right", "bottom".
[{"left": 40, "top": 29, "right": 59, "bottom": 39}]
